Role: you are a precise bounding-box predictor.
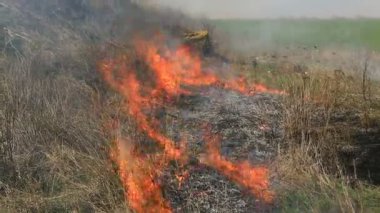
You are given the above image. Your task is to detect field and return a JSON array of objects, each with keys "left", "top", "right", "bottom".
[
  {"left": 1, "top": 1, "right": 380, "bottom": 212},
  {"left": 213, "top": 19, "right": 380, "bottom": 52}
]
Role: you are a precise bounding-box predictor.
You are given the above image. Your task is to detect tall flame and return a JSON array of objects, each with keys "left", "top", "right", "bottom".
[
  {"left": 99, "top": 37, "right": 280, "bottom": 212},
  {"left": 100, "top": 59, "right": 181, "bottom": 159},
  {"left": 110, "top": 137, "right": 172, "bottom": 213}
]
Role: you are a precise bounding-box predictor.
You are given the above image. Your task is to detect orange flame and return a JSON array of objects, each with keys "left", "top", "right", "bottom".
[
  {"left": 135, "top": 39, "right": 284, "bottom": 96},
  {"left": 99, "top": 37, "right": 280, "bottom": 212},
  {"left": 175, "top": 170, "right": 190, "bottom": 189},
  {"left": 110, "top": 137, "right": 171, "bottom": 213},
  {"left": 135, "top": 39, "right": 218, "bottom": 96},
  {"left": 99, "top": 59, "right": 181, "bottom": 159},
  {"left": 202, "top": 130, "right": 274, "bottom": 203}
]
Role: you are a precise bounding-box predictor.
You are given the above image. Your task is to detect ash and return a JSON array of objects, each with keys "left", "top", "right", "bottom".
[{"left": 161, "top": 87, "right": 284, "bottom": 212}]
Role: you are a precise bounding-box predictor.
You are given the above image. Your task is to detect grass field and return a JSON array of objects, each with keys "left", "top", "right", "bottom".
[
  {"left": 213, "top": 19, "right": 380, "bottom": 51},
  {"left": 1, "top": 1, "right": 380, "bottom": 211}
]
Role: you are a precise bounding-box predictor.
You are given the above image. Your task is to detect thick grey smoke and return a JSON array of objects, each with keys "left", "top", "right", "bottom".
[
  {"left": 0, "top": 0, "right": 207, "bottom": 83},
  {"left": 9, "top": 0, "right": 197, "bottom": 42}
]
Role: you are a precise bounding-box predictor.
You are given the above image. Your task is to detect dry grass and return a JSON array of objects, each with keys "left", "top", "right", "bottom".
[
  {"left": 0, "top": 4, "right": 132, "bottom": 205},
  {"left": 1, "top": 1, "right": 380, "bottom": 212},
  {"left": 275, "top": 148, "right": 380, "bottom": 212},
  {"left": 0, "top": 45, "right": 127, "bottom": 212},
  {"left": 0, "top": 1, "right": 195, "bottom": 212},
  {"left": 237, "top": 58, "right": 380, "bottom": 212}
]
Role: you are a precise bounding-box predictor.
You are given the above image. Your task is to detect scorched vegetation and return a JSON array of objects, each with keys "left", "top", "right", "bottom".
[{"left": 0, "top": 0, "right": 379, "bottom": 212}]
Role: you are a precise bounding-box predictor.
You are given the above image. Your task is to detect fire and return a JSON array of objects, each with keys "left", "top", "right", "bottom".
[
  {"left": 175, "top": 170, "right": 190, "bottom": 189},
  {"left": 134, "top": 38, "right": 283, "bottom": 96},
  {"left": 110, "top": 137, "right": 171, "bottom": 213},
  {"left": 99, "top": 59, "right": 182, "bottom": 160},
  {"left": 135, "top": 39, "right": 218, "bottom": 96},
  {"left": 223, "top": 77, "right": 285, "bottom": 95},
  {"left": 99, "top": 36, "right": 280, "bottom": 212},
  {"left": 202, "top": 130, "right": 274, "bottom": 203}
]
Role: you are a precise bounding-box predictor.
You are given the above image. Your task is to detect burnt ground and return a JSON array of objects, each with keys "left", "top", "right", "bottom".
[
  {"left": 153, "top": 86, "right": 380, "bottom": 212},
  {"left": 343, "top": 124, "right": 380, "bottom": 184},
  {"left": 158, "top": 88, "right": 284, "bottom": 212}
]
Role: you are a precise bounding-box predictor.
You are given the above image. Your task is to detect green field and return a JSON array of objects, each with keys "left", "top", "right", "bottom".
[{"left": 212, "top": 19, "right": 380, "bottom": 51}]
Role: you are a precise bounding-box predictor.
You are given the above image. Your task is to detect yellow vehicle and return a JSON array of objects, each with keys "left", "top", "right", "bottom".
[
  {"left": 183, "top": 30, "right": 213, "bottom": 56},
  {"left": 184, "top": 30, "right": 209, "bottom": 41}
]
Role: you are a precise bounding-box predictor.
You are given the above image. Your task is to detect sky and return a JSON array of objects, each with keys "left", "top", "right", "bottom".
[{"left": 150, "top": 0, "right": 380, "bottom": 19}]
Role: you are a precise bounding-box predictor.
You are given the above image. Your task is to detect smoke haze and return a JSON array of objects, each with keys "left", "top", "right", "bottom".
[{"left": 152, "top": 0, "right": 380, "bottom": 19}]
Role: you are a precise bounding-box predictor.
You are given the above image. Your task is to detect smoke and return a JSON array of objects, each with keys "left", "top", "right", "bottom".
[
  {"left": 7, "top": 0, "right": 199, "bottom": 44},
  {"left": 151, "top": 0, "right": 380, "bottom": 19},
  {"left": 0, "top": 0, "right": 214, "bottom": 86}
]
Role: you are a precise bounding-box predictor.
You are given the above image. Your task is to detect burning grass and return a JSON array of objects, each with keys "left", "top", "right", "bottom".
[
  {"left": 100, "top": 38, "right": 380, "bottom": 212},
  {"left": 202, "top": 130, "right": 274, "bottom": 203},
  {"left": 1, "top": 0, "right": 380, "bottom": 212},
  {"left": 99, "top": 37, "right": 282, "bottom": 212}
]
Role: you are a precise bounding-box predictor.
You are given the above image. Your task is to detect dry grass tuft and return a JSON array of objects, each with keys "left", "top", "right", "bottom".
[
  {"left": 231, "top": 55, "right": 380, "bottom": 212},
  {"left": 1, "top": 1, "right": 380, "bottom": 212},
  {"left": 0, "top": 54, "right": 127, "bottom": 212},
  {"left": 269, "top": 64, "right": 380, "bottom": 212}
]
